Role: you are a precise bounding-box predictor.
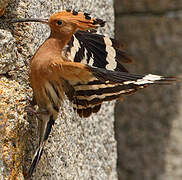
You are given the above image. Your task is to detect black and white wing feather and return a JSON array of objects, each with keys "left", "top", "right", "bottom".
[
  {"left": 63, "top": 65, "right": 176, "bottom": 118},
  {"left": 63, "top": 30, "right": 133, "bottom": 72}
]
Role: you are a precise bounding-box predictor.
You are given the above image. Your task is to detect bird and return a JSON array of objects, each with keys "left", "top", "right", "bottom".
[{"left": 12, "top": 9, "right": 177, "bottom": 177}]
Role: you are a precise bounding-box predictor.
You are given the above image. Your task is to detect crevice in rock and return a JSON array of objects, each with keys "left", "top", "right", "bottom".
[{"left": 0, "top": 71, "right": 13, "bottom": 78}]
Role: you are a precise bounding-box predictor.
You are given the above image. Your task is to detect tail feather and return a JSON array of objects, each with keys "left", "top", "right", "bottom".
[
  {"left": 27, "top": 115, "right": 55, "bottom": 177},
  {"left": 28, "top": 145, "right": 44, "bottom": 177},
  {"left": 71, "top": 67, "right": 178, "bottom": 117}
]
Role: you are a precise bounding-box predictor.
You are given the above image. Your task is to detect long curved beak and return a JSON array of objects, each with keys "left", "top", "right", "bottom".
[{"left": 11, "top": 18, "right": 49, "bottom": 24}]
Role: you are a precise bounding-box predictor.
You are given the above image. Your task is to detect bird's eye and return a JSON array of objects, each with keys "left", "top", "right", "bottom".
[{"left": 56, "top": 20, "right": 62, "bottom": 26}]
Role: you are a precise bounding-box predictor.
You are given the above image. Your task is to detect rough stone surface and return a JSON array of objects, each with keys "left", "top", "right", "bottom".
[
  {"left": 0, "top": 0, "right": 117, "bottom": 180},
  {"left": 0, "top": 76, "right": 29, "bottom": 180},
  {"left": 115, "top": 1, "right": 182, "bottom": 180}
]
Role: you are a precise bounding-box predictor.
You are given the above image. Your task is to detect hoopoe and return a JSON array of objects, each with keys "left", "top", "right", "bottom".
[{"left": 13, "top": 9, "right": 177, "bottom": 177}]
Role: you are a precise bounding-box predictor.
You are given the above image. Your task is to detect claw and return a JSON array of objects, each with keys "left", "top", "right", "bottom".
[{"left": 25, "top": 105, "right": 39, "bottom": 118}]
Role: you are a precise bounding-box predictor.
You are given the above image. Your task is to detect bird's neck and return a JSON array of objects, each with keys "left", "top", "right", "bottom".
[
  {"left": 49, "top": 30, "right": 73, "bottom": 50},
  {"left": 31, "top": 38, "right": 63, "bottom": 61},
  {"left": 44, "top": 37, "right": 65, "bottom": 53},
  {"left": 30, "top": 32, "right": 73, "bottom": 64}
]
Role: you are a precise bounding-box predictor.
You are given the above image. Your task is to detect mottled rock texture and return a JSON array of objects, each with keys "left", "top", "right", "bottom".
[
  {"left": 0, "top": 0, "right": 117, "bottom": 179},
  {"left": 115, "top": 1, "right": 182, "bottom": 180}
]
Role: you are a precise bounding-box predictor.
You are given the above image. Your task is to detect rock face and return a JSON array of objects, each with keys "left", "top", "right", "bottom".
[
  {"left": 0, "top": 1, "right": 117, "bottom": 180},
  {"left": 115, "top": 1, "right": 182, "bottom": 180}
]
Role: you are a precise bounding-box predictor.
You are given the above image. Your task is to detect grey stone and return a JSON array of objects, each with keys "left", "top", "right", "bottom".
[
  {"left": 115, "top": 2, "right": 182, "bottom": 180},
  {"left": 115, "top": 0, "right": 182, "bottom": 14}
]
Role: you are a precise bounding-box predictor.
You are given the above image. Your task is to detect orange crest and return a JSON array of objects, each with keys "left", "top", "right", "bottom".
[{"left": 49, "top": 10, "right": 105, "bottom": 31}]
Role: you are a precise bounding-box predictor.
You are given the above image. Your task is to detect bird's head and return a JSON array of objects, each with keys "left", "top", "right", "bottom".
[{"left": 12, "top": 9, "right": 105, "bottom": 36}]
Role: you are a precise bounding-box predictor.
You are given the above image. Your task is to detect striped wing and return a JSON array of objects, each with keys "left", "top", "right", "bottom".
[
  {"left": 72, "top": 72, "right": 175, "bottom": 117},
  {"left": 52, "top": 62, "right": 175, "bottom": 118},
  {"left": 63, "top": 30, "right": 133, "bottom": 72}
]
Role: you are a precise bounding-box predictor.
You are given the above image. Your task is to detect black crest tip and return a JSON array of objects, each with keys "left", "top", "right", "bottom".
[
  {"left": 72, "top": 10, "right": 78, "bottom": 15},
  {"left": 85, "top": 15, "right": 91, "bottom": 20},
  {"left": 92, "top": 18, "right": 105, "bottom": 27},
  {"left": 84, "top": 12, "right": 90, "bottom": 16},
  {"left": 66, "top": 8, "right": 71, "bottom": 12}
]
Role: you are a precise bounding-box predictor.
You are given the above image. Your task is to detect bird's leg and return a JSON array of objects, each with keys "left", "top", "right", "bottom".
[
  {"left": 25, "top": 95, "right": 38, "bottom": 116},
  {"left": 26, "top": 106, "right": 50, "bottom": 144},
  {"left": 25, "top": 101, "right": 48, "bottom": 121},
  {"left": 25, "top": 105, "right": 39, "bottom": 118},
  {"left": 37, "top": 110, "right": 51, "bottom": 145}
]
